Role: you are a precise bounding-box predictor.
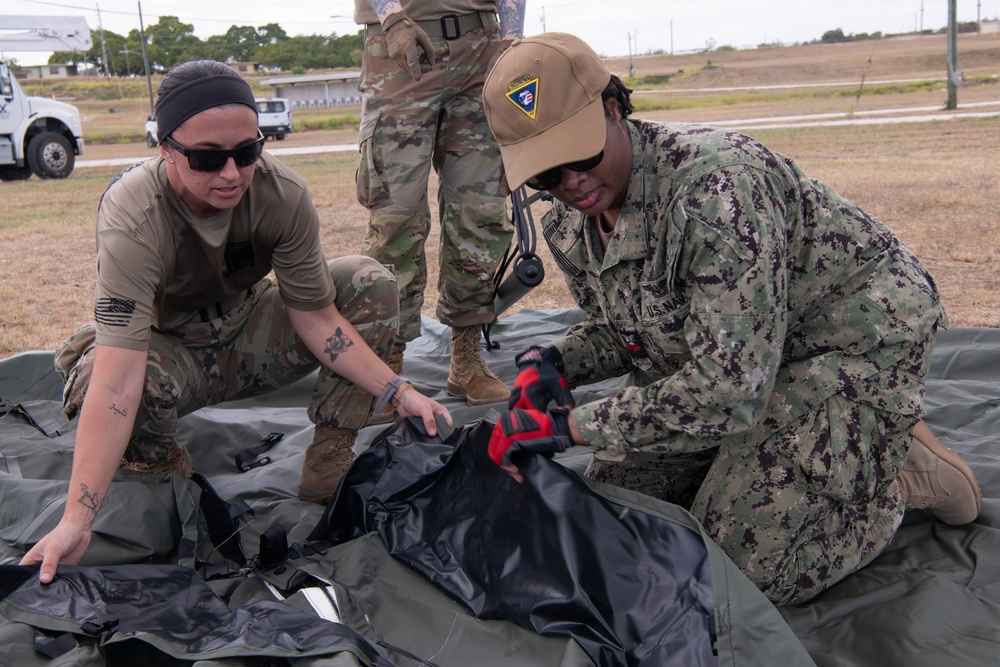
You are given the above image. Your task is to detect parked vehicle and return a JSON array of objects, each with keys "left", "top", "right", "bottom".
[
  {"left": 0, "top": 59, "right": 85, "bottom": 180},
  {"left": 0, "top": 15, "right": 89, "bottom": 181},
  {"left": 255, "top": 98, "right": 293, "bottom": 141},
  {"left": 143, "top": 98, "right": 293, "bottom": 148},
  {"left": 144, "top": 117, "right": 158, "bottom": 147}
]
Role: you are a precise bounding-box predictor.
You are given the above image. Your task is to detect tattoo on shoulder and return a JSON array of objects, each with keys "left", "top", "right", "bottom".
[
  {"left": 109, "top": 403, "right": 128, "bottom": 417},
  {"left": 78, "top": 483, "right": 101, "bottom": 519},
  {"left": 324, "top": 328, "right": 355, "bottom": 364}
]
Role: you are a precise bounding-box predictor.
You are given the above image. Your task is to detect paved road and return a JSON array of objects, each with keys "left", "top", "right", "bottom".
[
  {"left": 75, "top": 96, "right": 1000, "bottom": 170},
  {"left": 77, "top": 142, "right": 358, "bottom": 169}
]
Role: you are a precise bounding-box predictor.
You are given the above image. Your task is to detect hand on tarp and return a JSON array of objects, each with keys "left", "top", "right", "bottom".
[
  {"left": 509, "top": 346, "right": 574, "bottom": 411},
  {"left": 383, "top": 11, "right": 434, "bottom": 80},
  {"left": 488, "top": 407, "right": 572, "bottom": 483}
]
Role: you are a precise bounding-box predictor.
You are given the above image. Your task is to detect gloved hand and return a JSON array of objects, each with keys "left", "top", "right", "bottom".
[
  {"left": 509, "top": 346, "right": 574, "bottom": 411},
  {"left": 382, "top": 11, "right": 434, "bottom": 80},
  {"left": 488, "top": 407, "right": 573, "bottom": 474}
]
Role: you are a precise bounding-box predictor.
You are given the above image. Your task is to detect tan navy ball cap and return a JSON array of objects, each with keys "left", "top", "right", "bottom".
[{"left": 484, "top": 32, "right": 611, "bottom": 190}]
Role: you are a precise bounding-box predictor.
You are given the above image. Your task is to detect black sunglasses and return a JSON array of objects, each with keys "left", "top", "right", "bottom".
[
  {"left": 525, "top": 151, "right": 604, "bottom": 190},
  {"left": 165, "top": 131, "right": 265, "bottom": 172}
]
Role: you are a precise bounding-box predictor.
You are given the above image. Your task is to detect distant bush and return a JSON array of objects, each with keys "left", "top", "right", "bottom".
[
  {"left": 819, "top": 28, "right": 883, "bottom": 43},
  {"left": 629, "top": 72, "right": 681, "bottom": 87}
]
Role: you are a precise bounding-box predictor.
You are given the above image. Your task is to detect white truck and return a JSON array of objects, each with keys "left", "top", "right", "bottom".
[
  {"left": 0, "top": 15, "right": 89, "bottom": 180},
  {"left": 144, "top": 98, "right": 293, "bottom": 147}
]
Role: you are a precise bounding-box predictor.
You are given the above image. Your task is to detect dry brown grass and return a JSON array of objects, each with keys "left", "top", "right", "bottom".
[{"left": 1, "top": 33, "right": 998, "bottom": 357}]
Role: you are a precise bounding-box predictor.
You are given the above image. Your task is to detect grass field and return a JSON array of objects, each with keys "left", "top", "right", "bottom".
[{"left": 1, "top": 32, "right": 998, "bottom": 357}]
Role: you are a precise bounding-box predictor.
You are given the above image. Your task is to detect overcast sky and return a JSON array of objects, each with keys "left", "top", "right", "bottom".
[{"left": 3, "top": 0, "right": 998, "bottom": 64}]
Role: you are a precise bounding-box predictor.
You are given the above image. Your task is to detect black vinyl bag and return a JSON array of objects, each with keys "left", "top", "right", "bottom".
[{"left": 311, "top": 418, "right": 753, "bottom": 667}]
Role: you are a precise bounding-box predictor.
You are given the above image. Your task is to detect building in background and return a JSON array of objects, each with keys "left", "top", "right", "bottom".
[{"left": 259, "top": 71, "right": 361, "bottom": 109}]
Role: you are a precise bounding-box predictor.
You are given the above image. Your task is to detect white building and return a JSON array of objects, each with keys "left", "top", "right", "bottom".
[{"left": 259, "top": 71, "right": 362, "bottom": 109}]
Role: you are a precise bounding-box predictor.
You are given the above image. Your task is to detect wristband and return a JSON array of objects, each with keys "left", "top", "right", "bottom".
[
  {"left": 390, "top": 382, "right": 414, "bottom": 409},
  {"left": 374, "top": 375, "right": 409, "bottom": 413}
]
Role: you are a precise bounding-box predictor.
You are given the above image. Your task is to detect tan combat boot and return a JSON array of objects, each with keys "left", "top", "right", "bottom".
[
  {"left": 447, "top": 326, "right": 510, "bottom": 406},
  {"left": 298, "top": 426, "right": 357, "bottom": 504},
  {"left": 896, "top": 420, "right": 982, "bottom": 525},
  {"left": 367, "top": 341, "right": 406, "bottom": 426}
]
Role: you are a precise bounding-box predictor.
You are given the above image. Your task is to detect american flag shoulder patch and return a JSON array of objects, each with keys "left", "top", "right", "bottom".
[{"left": 95, "top": 297, "right": 136, "bottom": 327}]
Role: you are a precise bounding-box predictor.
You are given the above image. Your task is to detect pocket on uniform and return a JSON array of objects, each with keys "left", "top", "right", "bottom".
[
  {"left": 637, "top": 279, "right": 689, "bottom": 364},
  {"left": 356, "top": 108, "right": 390, "bottom": 209}
]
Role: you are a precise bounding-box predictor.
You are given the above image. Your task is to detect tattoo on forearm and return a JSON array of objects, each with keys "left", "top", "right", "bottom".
[
  {"left": 498, "top": 0, "right": 527, "bottom": 39},
  {"left": 324, "top": 328, "right": 355, "bottom": 364},
  {"left": 109, "top": 403, "right": 128, "bottom": 417},
  {"left": 78, "top": 483, "right": 101, "bottom": 521},
  {"left": 370, "top": 0, "right": 403, "bottom": 21}
]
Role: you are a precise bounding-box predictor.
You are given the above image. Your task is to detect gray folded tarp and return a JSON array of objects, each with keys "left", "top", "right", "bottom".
[{"left": 0, "top": 310, "right": 997, "bottom": 666}]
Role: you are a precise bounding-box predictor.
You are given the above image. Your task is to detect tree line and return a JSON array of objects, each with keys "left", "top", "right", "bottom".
[{"left": 47, "top": 16, "right": 364, "bottom": 75}]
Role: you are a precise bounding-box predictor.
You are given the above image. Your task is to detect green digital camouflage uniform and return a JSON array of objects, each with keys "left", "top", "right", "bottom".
[
  {"left": 355, "top": 9, "right": 513, "bottom": 342},
  {"left": 55, "top": 257, "right": 398, "bottom": 467},
  {"left": 544, "top": 120, "right": 945, "bottom": 605}
]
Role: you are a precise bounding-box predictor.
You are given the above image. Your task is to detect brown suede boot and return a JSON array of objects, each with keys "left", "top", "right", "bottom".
[
  {"left": 447, "top": 326, "right": 510, "bottom": 406},
  {"left": 298, "top": 426, "right": 357, "bottom": 504},
  {"left": 897, "top": 420, "right": 982, "bottom": 525},
  {"left": 367, "top": 342, "right": 406, "bottom": 426}
]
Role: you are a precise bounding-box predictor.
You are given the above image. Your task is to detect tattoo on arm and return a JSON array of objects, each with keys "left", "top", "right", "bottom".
[
  {"left": 498, "top": 0, "right": 527, "bottom": 40},
  {"left": 370, "top": 0, "right": 403, "bottom": 22},
  {"left": 78, "top": 483, "right": 101, "bottom": 525},
  {"left": 324, "top": 328, "right": 355, "bottom": 364},
  {"left": 109, "top": 403, "right": 128, "bottom": 417}
]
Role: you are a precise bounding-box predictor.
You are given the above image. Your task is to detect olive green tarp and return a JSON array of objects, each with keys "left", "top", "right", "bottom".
[{"left": 0, "top": 309, "right": 997, "bottom": 666}]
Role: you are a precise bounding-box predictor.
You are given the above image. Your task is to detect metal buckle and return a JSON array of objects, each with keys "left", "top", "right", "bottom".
[{"left": 440, "top": 14, "right": 461, "bottom": 40}]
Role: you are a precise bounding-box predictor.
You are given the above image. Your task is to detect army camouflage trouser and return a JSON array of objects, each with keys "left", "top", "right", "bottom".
[
  {"left": 586, "top": 331, "right": 939, "bottom": 606},
  {"left": 54, "top": 256, "right": 397, "bottom": 467},
  {"left": 356, "top": 21, "right": 513, "bottom": 342}
]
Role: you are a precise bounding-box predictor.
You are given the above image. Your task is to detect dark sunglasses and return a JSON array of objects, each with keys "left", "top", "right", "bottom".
[
  {"left": 525, "top": 151, "right": 604, "bottom": 190},
  {"left": 165, "top": 131, "right": 265, "bottom": 172}
]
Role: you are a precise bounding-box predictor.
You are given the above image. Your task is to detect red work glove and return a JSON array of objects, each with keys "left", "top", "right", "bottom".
[
  {"left": 509, "top": 346, "right": 574, "bottom": 411},
  {"left": 382, "top": 11, "right": 434, "bottom": 80},
  {"left": 488, "top": 407, "right": 572, "bottom": 476}
]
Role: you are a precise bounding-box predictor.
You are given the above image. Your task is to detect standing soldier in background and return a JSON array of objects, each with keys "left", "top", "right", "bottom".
[{"left": 354, "top": 0, "right": 525, "bottom": 406}]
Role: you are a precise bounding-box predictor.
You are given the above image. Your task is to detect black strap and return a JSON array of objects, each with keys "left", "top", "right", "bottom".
[
  {"left": 235, "top": 431, "right": 284, "bottom": 471},
  {"left": 484, "top": 187, "right": 550, "bottom": 350},
  {"left": 80, "top": 614, "right": 119, "bottom": 636},
  {"left": 258, "top": 523, "right": 290, "bottom": 570},
  {"left": 191, "top": 472, "right": 253, "bottom": 567},
  {"left": 34, "top": 631, "right": 77, "bottom": 659}
]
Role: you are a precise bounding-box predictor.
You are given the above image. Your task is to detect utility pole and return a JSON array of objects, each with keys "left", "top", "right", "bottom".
[
  {"left": 138, "top": 1, "right": 155, "bottom": 116},
  {"left": 627, "top": 33, "right": 632, "bottom": 71},
  {"left": 946, "top": 0, "right": 960, "bottom": 110},
  {"left": 96, "top": 3, "right": 111, "bottom": 78},
  {"left": 920, "top": 0, "right": 924, "bottom": 31},
  {"left": 539, "top": 7, "right": 546, "bottom": 33}
]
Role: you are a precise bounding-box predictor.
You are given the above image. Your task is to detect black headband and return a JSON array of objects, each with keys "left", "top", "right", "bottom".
[{"left": 155, "top": 74, "right": 257, "bottom": 142}]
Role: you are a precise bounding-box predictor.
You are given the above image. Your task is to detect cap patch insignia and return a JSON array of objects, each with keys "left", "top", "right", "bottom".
[{"left": 505, "top": 76, "right": 539, "bottom": 119}]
